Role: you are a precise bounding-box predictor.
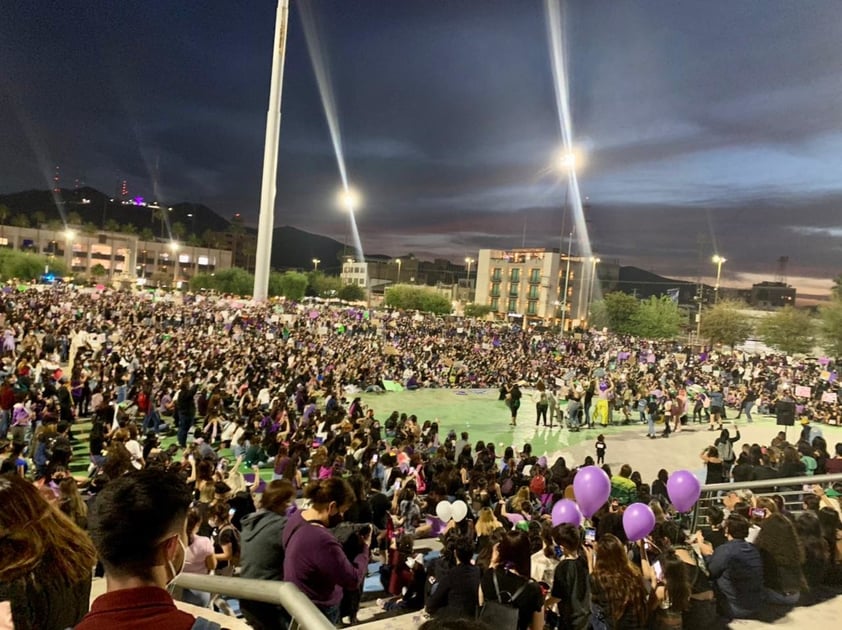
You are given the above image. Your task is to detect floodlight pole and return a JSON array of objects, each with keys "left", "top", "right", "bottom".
[{"left": 253, "top": 0, "right": 290, "bottom": 301}]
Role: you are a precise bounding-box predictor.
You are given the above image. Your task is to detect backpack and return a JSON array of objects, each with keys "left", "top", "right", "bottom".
[
  {"left": 478, "top": 570, "right": 528, "bottom": 629},
  {"left": 500, "top": 474, "right": 515, "bottom": 497},
  {"left": 529, "top": 473, "right": 546, "bottom": 496}
]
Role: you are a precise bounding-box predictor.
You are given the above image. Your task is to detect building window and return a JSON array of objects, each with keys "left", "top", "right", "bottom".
[
  {"left": 530, "top": 268, "right": 540, "bottom": 283},
  {"left": 508, "top": 283, "right": 519, "bottom": 297},
  {"left": 490, "top": 283, "right": 500, "bottom": 298},
  {"left": 527, "top": 301, "right": 537, "bottom": 315},
  {"left": 492, "top": 268, "right": 502, "bottom": 282},
  {"left": 490, "top": 297, "right": 499, "bottom": 311},
  {"left": 510, "top": 268, "right": 520, "bottom": 283},
  {"left": 528, "top": 285, "right": 539, "bottom": 299},
  {"left": 507, "top": 298, "right": 518, "bottom": 313}
]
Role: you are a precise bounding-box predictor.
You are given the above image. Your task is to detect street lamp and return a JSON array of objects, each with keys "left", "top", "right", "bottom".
[
  {"left": 395, "top": 258, "right": 402, "bottom": 283},
  {"left": 712, "top": 255, "right": 727, "bottom": 303},
  {"left": 312, "top": 258, "right": 320, "bottom": 271},
  {"left": 464, "top": 257, "right": 474, "bottom": 283},
  {"left": 338, "top": 187, "right": 361, "bottom": 213}
]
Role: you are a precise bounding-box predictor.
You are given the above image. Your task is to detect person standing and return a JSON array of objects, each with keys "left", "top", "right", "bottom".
[
  {"left": 535, "top": 381, "right": 549, "bottom": 428},
  {"left": 509, "top": 383, "right": 522, "bottom": 427},
  {"left": 176, "top": 376, "right": 198, "bottom": 448}
]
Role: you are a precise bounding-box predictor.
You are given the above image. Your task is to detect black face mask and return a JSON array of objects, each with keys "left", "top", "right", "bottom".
[{"left": 327, "top": 511, "right": 344, "bottom": 528}]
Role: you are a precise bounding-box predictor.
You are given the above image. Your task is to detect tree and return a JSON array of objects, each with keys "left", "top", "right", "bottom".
[
  {"left": 832, "top": 274, "right": 842, "bottom": 299},
  {"left": 630, "top": 296, "right": 683, "bottom": 339},
  {"left": 700, "top": 300, "right": 753, "bottom": 347},
  {"left": 0, "top": 204, "right": 9, "bottom": 226},
  {"left": 121, "top": 223, "right": 138, "bottom": 235},
  {"left": 67, "top": 211, "right": 83, "bottom": 225},
  {"left": 306, "top": 271, "right": 341, "bottom": 297},
  {"left": 757, "top": 306, "right": 815, "bottom": 355},
  {"left": 385, "top": 284, "right": 452, "bottom": 315},
  {"left": 189, "top": 268, "right": 254, "bottom": 295},
  {"left": 0, "top": 249, "right": 67, "bottom": 281},
  {"left": 32, "top": 211, "right": 47, "bottom": 227},
  {"left": 338, "top": 283, "right": 366, "bottom": 302},
  {"left": 599, "top": 292, "right": 639, "bottom": 334},
  {"left": 171, "top": 222, "right": 186, "bottom": 241},
  {"left": 82, "top": 222, "right": 98, "bottom": 234},
  {"left": 90, "top": 263, "right": 107, "bottom": 278},
  {"left": 11, "top": 214, "right": 29, "bottom": 228},
  {"left": 588, "top": 299, "right": 609, "bottom": 331},
  {"left": 140, "top": 228, "right": 155, "bottom": 242},
  {"left": 818, "top": 297, "right": 842, "bottom": 358},
  {"left": 269, "top": 271, "right": 308, "bottom": 300},
  {"left": 104, "top": 218, "right": 121, "bottom": 232},
  {"left": 187, "top": 233, "right": 201, "bottom": 247},
  {"left": 464, "top": 303, "right": 493, "bottom": 318}
]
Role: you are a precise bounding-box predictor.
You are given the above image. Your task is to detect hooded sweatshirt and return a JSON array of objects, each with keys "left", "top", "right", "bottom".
[{"left": 239, "top": 510, "right": 288, "bottom": 581}]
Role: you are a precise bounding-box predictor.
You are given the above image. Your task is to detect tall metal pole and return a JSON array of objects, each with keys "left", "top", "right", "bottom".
[
  {"left": 559, "top": 231, "right": 572, "bottom": 333},
  {"left": 253, "top": 0, "right": 290, "bottom": 301}
]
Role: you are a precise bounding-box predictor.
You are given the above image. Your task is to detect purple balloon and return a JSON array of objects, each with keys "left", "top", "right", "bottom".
[
  {"left": 623, "top": 503, "right": 656, "bottom": 542},
  {"left": 551, "top": 499, "right": 583, "bottom": 527},
  {"left": 573, "top": 465, "right": 611, "bottom": 518},
  {"left": 667, "top": 470, "right": 702, "bottom": 513}
]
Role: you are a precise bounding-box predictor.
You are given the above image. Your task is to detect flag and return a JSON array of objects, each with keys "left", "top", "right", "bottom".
[{"left": 666, "top": 288, "right": 680, "bottom": 303}]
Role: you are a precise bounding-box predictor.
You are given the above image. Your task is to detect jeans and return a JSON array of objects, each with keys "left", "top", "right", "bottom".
[
  {"left": 647, "top": 413, "right": 656, "bottom": 437},
  {"left": 318, "top": 604, "right": 340, "bottom": 625},
  {"left": 177, "top": 412, "right": 195, "bottom": 447},
  {"left": 0, "top": 409, "right": 9, "bottom": 438},
  {"left": 743, "top": 401, "right": 754, "bottom": 422}
]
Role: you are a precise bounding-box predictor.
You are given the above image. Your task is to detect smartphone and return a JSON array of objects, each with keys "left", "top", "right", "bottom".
[
  {"left": 750, "top": 508, "right": 766, "bottom": 519},
  {"left": 394, "top": 479, "right": 402, "bottom": 490},
  {"left": 228, "top": 508, "right": 236, "bottom": 518},
  {"left": 652, "top": 560, "right": 663, "bottom": 581},
  {"left": 584, "top": 528, "right": 596, "bottom": 544},
  {"left": 372, "top": 454, "right": 379, "bottom": 464}
]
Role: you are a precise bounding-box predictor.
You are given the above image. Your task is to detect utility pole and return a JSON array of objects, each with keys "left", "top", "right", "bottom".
[{"left": 253, "top": 0, "right": 290, "bottom": 301}]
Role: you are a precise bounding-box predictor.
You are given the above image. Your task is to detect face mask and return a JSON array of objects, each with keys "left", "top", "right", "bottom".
[{"left": 166, "top": 536, "right": 188, "bottom": 587}]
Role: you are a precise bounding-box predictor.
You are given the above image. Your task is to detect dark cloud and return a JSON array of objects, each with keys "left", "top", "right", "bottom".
[{"left": 1, "top": 0, "right": 841, "bottom": 294}]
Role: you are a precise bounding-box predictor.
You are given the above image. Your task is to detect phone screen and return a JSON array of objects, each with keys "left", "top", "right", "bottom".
[
  {"left": 584, "top": 528, "right": 596, "bottom": 544},
  {"left": 652, "top": 560, "right": 663, "bottom": 581}
]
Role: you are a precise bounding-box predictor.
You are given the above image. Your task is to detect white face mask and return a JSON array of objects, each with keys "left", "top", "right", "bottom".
[{"left": 167, "top": 536, "right": 188, "bottom": 587}]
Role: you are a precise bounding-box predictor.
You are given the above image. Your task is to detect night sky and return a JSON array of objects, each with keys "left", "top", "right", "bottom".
[{"left": 1, "top": 1, "right": 840, "bottom": 298}]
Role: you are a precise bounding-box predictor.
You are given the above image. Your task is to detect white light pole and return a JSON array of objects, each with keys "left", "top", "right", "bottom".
[
  {"left": 395, "top": 258, "right": 402, "bottom": 283},
  {"left": 169, "top": 241, "right": 180, "bottom": 286},
  {"left": 712, "top": 255, "right": 727, "bottom": 303},
  {"left": 555, "top": 147, "right": 582, "bottom": 333},
  {"left": 253, "top": 0, "right": 290, "bottom": 301},
  {"left": 312, "top": 258, "right": 320, "bottom": 271},
  {"left": 559, "top": 231, "right": 573, "bottom": 331},
  {"left": 64, "top": 228, "right": 76, "bottom": 272},
  {"left": 587, "top": 257, "right": 601, "bottom": 320}
]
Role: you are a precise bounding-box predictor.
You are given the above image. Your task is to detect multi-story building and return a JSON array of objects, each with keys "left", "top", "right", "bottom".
[
  {"left": 0, "top": 225, "right": 232, "bottom": 286},
  {"left": 475, "top": 248, "right": 597, "bottom": 326},
  {"left": 749, "top": 281, "right": 796, "bottom": 308}
]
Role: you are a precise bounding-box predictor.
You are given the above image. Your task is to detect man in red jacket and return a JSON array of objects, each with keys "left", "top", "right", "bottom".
[{"left": 76, "top": 469, "right": 197, "bottom": 630}]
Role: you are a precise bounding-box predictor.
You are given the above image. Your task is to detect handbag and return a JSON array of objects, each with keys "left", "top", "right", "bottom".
[{"left": 478, "top": 570, "right": 529, "bottom": 629}]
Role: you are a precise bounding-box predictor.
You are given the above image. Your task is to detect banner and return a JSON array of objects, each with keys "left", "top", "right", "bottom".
[
  {"left": 794, "top": 385, "right": 811, "bottom": 398},
  {"left": 821, "top": 392, "right": 837, "bottom": 403}
]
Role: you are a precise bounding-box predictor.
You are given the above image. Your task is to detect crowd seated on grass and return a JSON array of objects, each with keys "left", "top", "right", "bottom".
[{"left": 0, "top": 285, "right": 841, "bottom": 629}]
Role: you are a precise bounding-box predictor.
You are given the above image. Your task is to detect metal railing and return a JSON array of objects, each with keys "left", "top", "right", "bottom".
[
  {"left": 172, "top": 574, "right": 334, "bottom": 630},
  {"left": 690, "top": 472, "right": 842, "bottom": 530}
]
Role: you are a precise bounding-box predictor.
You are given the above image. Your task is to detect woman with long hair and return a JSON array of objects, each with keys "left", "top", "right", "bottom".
[
  {"left": 590, "top": 533, "right": 651, "bottom": 629},
  {"left": 177, "top": 508, "right": 216, "bottom": 608},
  {"left": 0, "top": 474, "right": 97, "bottom": 629},
  {"left": 700, "top": 446, "right": 724, "bottom": 485},
  {"left": 649, "top": 549, "right": 691, "bottom": 629},
  {"left": 753, "top": 512, "right": 805, "bottom": 605},
  {"left": 480, "top": 529, "right": 544, "bottom": 630},
  {"left": 794, "top": 511, "right": 830, "bottom": 601},
  {"left": 58, "top": 477, "right": 88, "bottom": 530}
]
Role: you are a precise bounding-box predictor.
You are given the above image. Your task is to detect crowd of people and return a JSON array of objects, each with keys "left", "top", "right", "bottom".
[{"left": 0, "top": 284, "right": 841, "bottom": 630}]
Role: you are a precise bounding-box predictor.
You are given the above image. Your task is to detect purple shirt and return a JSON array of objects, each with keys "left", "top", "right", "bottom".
[{"left": 282, "top": 511, "right": 368, "bottom": 607}]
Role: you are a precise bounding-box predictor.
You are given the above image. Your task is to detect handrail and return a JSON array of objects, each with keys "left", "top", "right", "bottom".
[
  {"left": 172, "top": 574, "right": 334, "bottom": 630},
  {"left": 690, "top": 472, "right": 842, "bottom": 530},
  {"left": 700, "top": 472, "right": 842, "bottom": 493}
]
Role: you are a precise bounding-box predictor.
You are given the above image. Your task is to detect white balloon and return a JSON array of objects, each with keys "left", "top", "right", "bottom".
[
  {"left": 451, "top": 500, "right": 468, "bottom": 523},
  {"left": 435, "top": 501, "right": 453, "bottom": 522}
]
